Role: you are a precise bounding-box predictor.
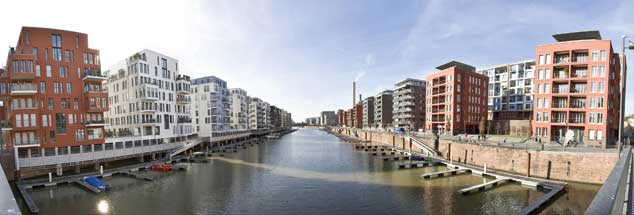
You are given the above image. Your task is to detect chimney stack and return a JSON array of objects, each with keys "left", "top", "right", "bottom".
[{"left": 352, "top": 81, "right": 356, "bottom": 106}]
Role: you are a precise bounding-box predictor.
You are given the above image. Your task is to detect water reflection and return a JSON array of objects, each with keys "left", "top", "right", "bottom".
[{"left": 97, "top": 200, "right": 109, "bottom": 214}]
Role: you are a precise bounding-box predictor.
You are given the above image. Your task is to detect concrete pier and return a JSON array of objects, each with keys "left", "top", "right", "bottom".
[{"left": 398, "top": 161, "right": 438, "bottom": 169}]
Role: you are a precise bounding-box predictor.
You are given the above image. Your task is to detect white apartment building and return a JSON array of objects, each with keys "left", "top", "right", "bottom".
[
  {"left": 229, "top": 88, "right": 249, "bottom": 130},
  {"left": 191, "top": 76, "right": 232, "bottom": 137},
  {"left": 248, "top": 97, "right": 267, "bottom": 130},
  {"left": 104, "top": 49, "right": 193, "bottom": 149},
  {"left": 477, "top": 60, "right": 535, "bottom": 120},
  {"left": 393, "top": 78, "right": 426, "bottom": 131}
]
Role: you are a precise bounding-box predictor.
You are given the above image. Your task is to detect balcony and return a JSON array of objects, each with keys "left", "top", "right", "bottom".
[
  {"left": 141, "top": 118, "right": 158, "bottom": 125},
  {"left": 10, "top": 72, "right": 35, "bottom": 80},
  {"left": 10, "top": 83, "right": 37, "bottom": 95},
  {"left": 82, "top": 71, "right": 107, "bottom": 81},
  {"left": 14, "top": 138, "right": 40, "bottom": 148},
  {"left": 139, "top": 94, "right": 159, "bottom": 101},
  {"left": 84, "top": 87, "right": 107, "bottom": 96},
  {"left": 554, "top": 54, "right": 570, "bottom": 64},
  {"left": 1, "top": 120, "right": 12, "bottom": 131},
  {"left": 553, "top": 70, "right": 569, "bottom": 79},
  {"left": 85, "top": 105, "right": 108, "bottom": 112},
  {"left": 85, "top": 119, "right": 107, "bottom": 127},
  {"left": 177, "top": 96, "right": 191, "bottom": 104},
  {"left": 138, "top": 106, "right": 157, "bottom": 112},
  {"left": 177, "top": 117, "right": 192, "bottom": 123}
]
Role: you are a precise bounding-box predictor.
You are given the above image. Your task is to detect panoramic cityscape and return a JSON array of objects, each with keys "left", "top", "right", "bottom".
[{"left": 1, "top": 0, "right": 634, "bottom": 215}]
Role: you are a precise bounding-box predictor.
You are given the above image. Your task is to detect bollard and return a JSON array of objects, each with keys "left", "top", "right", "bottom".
[
  {"left": 100, "top": 165, "right": 104, "bottom": 176},
  {"left": 484, "top": 163, "right": 487, "bottom": 174},
  {"left": 48, "top": 172, "right": 52, "bottom": 183}
]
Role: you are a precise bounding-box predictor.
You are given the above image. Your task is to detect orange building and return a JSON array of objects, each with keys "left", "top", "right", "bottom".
[
  {"left": 425, "top": 61, "right": 488, "bottom": 135},
  {"left": 1, "top": 27, "right": 106, "bottom": 177},
  {"left": 533, "top": 31, "right": 623, "bottom": 147}
]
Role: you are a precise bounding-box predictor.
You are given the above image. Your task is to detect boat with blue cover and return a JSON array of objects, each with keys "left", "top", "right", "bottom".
[{"left": 83, "top": 176, "right": 107, "bottom": 191}]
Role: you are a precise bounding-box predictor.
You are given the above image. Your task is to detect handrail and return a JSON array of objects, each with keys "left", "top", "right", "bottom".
[{"left": 585, "top": 146, "right": 631, "bottom": 214}]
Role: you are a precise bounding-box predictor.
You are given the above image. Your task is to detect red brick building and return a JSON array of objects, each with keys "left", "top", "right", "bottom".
[
  {"left": 1, "top": 27, "right": 107, "bottom": 176},
  {"left": 425, "top": 61, "right": 488, "bottom": 135},
  {"left": 533, "top": 31, "right": 623, "bottom": 147}
]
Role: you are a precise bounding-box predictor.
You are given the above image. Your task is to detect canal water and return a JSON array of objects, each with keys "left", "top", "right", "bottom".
[{"left": 27, "top": 128, "right": 599, "bottom": 215}]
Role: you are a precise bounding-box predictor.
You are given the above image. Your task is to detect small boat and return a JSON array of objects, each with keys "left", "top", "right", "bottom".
[
  {"left": 266, "top": 134, "right": 280, "bottom": 139},
  {"left": 150, "top": 164, "right": 173, "bottom": 171},
  {"left": 83, "top": 176, "right": 107, "bottom": 191},
  {"left": 411, "top": 155, "right": 426, "bottom": 161}
]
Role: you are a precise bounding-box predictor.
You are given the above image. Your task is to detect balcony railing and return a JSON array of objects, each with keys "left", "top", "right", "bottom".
[
  {"left": 82, "top": 71, "right": 106, "bottom": 81},
  {"left": 14, "top": 138, "right": 40, "bottom": 147},
  {"left": 10, "top": 83, "right": 37, "bottom": 95},
  {"left": 85, "top": 119, "right": 106, "bottom": 126},
  {"left": 141, "top": 118, "right": 157, "bottom": 124}
]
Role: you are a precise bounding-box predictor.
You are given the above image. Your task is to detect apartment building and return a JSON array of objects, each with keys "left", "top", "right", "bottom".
[
  {"left": 320, "top": 111, "right": 337, "bottom": 126},
  {"left": 337, "top": 109, "right": 347, "bottom": 127},
  {"left": 362, "top": 97, "right": 375, "bottom": 128},
  {"left": 229, "top": 88, "right": 248, "bottom": 130},
  {"left": 374, "top": 90, "right": 393, "bottom": 129},
  {"left": 533, "top": 31, "right": 622, "bottom": 147},
  {"left": 248, "top": 97, "right": 267, "bottom": 130},
  {"left": 280, "top": 109, "right": 292, "bottom": 128},
  {"left": 269, "top": 105, "right": 281, "bottom": 128},
  {"left": 106, "top": 49, "right": 194, "bottom": 139},
  {"left": 393, "top": 78, "right": 425, "bottom": 131},
  {"left": 478, "top": 60, "right": 535, "bottom": 120},
  {"left": 191, "top": 76, "right": 231, "bottom": 136},
  {"left": 0, "top": 27, "right": 108, "bottom": 177},
  {"left": 305, "top": 117, "right": 320, "bottom": 125},
  {"left": 425, "top": 61, "right": 488, "bottom": 135}
]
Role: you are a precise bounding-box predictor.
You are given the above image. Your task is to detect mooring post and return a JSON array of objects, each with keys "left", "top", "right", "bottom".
[
  {"left": 484, "top": 163, "right": 487, "bottom": 174},
  {"left": 48, "top": 172, "right": 52, "bottom": 183},
  {"left": 527, "top": 153, "right": 531, "bottom": 177},
  {"left": 100, "top": 165, "right": 104, "bottom": 176}
]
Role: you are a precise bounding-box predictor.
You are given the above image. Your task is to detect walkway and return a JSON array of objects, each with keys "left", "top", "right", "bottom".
[{"left": 0, "top": 164, "right": 21, "bottom": 214}]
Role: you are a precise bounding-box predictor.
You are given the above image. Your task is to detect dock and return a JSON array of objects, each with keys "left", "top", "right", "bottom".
[
  {"left": 119, "top": 172, "right": 153, "bottom": 181},
  {"left": 73, "top": 180, "right": 102, "bottom": 193},
  {"left": 420, "top": 169, "right": 470, "bottom": 179},
  {"left": 398, "top": 161, "right": 439, "bottom": 169},
  {"left": 458, "top": 178, "right": 510, "bottom": 195}
]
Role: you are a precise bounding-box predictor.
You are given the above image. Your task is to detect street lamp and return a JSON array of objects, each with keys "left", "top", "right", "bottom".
[{"left": 619, "top": 35, "right": 634, "bottom": 153}]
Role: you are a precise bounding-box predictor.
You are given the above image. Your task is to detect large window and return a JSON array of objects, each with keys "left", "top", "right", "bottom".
[
  {"left": 51, "top": 34, "right": 62, "bottom": 62},
  {"left": 55, "top": 113, "right": 67, "bottom": 134}
]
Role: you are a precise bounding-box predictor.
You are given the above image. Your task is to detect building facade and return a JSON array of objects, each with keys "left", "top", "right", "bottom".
[
  {"left": 361, "top": 97, "right": 375, "bottom": 128},
  {"left": 191, "top": 76, "right": 231, "bottom": 136},
  {"left": 105, "top": 49, "right": 194, "bottom": 152},
  {"left": 373, "top": 90, "right": 393, "bottom": 129},
  {"left": 0, "top": 27, "right": 109, "bottom": 176},
  {"left": 393, "top": 78, "right": 425, "bottom": 131},
  {"left": 229, "top": 88, "right": 249, "bottom": 130},
  {"left": 248, "top": 97, "right": 267, "bottom": 130},
  {"left": 425, "top": 61, "right": 488, "bottom": 135},
  {"left": 533, "top": 31, "right": 622, "bottom": 147},
  {"left": 477, "top": 60, "right": 535, "bottom": 120}
]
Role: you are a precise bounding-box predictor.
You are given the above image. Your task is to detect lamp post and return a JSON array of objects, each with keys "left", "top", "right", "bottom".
[{"left": 619, "top": 35, "right": 634, "bottom": 154}]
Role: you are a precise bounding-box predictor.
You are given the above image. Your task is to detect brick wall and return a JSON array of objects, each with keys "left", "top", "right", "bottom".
[{"left": 336, "top": 128, "right": 617, "bottom": 184}]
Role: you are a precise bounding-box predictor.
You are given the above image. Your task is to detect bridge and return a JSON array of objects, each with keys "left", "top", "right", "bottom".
[{"left": 586, "top": 146, "right": 632, "bottom": 215}]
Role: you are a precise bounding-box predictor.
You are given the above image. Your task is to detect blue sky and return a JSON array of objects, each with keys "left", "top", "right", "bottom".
[{"left": 1, "top": 0, "right": 633, "bottom": 121}]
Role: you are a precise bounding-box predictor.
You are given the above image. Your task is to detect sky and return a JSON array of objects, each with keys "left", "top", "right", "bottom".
[{"left": 1, "top": 0, "right": 633, "bottom": 122}]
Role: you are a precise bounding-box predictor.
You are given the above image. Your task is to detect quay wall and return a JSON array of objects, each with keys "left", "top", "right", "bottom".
[{"left": 334, "top": 128, "right": 617, "bottom": 184}]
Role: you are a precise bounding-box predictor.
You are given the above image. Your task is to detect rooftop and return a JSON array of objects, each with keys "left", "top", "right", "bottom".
[
  {"left": 436, "top": 61, "right": 476, "bottom": 72},
  {"left": 552, "top": 30, "right": 602, "bottom": 42}
]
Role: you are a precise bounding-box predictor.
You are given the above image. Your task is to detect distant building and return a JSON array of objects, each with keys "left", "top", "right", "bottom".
[
  {"left": 533, "top": 31, "right": 623, "bottom": 147},
  {"left": 305, "top": 117, "right": 320, "bottom": 125},
  {"left": 229, "top": 88, "right": 249, "bottom": 130},
  {"left": 248, "top": 97, "right": 267, "bottom": 130},
  {"left": 374, "top": 90, "right": 393, "bottom": 129},
  {"left": 425, "top": 61, "right": 488, "bottom": 135},
  {"left": 393, "top": 78, "right": 425, "bottom": 131},
  {"left": 362, "top": 97, "right": 375, "bottom": 128},
  {"left": 191, "top": 76, "right": 231, "bottom": 135},
  {"left": 320, "top": 111, "right": 337, "bottom": 126},
  {"left": 477, "top": 60, "right": 535, "bottom": 120},
  {"left": 337, "top": 109, "right": 347, "bottom": 127}
]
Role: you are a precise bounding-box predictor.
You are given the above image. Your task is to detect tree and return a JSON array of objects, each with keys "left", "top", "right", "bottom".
[{"left": 479, "top": 117, "right": 487, "bottom": 139}]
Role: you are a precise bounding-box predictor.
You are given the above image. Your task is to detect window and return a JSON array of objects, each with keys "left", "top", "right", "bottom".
[
  {"left": 545, "top": 54, "right": 551, "bottom": 64},
  {"left": 46, "top": 65, "right": 52, "bottom": 77},
  {"left": 56, "top": 113, "right": 67, "bottom": 134},
  {"left": 35, "top": 65, "right": 40, "bottom": 77},
  {"left": 597, "top": 130, "right": 603, "bottom": 140},
  {"left": 592, "top": 51, "right": 598, "bottom": 61},
  {"left": 40, "top": 82, "right": 46, "bottom": 93},
  {"left": 589, "top": 130, "right": 595, "bottom": 140},
  {"left": 51, "top": 34, "right": 62, "bottom": 61},
  {"left": 66, "top": 83, "right": 71, "bottom": 94},
  {"left": 76, "top": 129, "right": 85, "bottom": 141},
  {"left": 600, "top": 50, "right": 606, "bottom": 61},
  {"left": 48, "top": 98, "right": 53, "bottom": 110},
  {"left": 539, "top": 55, "right": 544, "bottom": 64}
]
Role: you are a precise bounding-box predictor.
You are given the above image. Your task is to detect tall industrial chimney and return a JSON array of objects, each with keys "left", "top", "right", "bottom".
[{"left": 352, "top": 81, "right": 356, "bottom": 106}]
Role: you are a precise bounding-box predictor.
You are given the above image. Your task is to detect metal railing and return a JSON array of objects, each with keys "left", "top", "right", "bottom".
[{"left": 586, "top": 146, "right": 631, "bottom": 214}]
